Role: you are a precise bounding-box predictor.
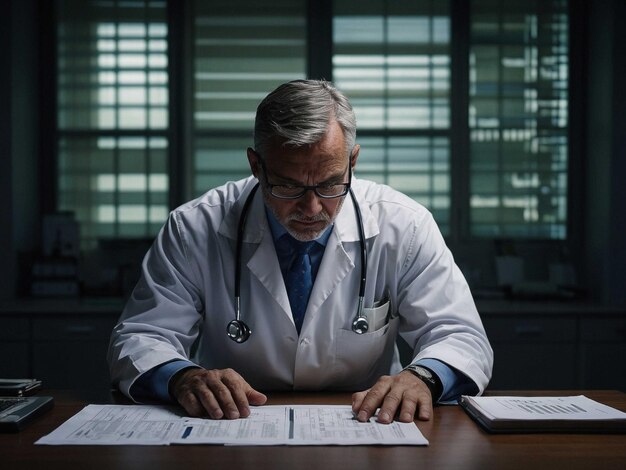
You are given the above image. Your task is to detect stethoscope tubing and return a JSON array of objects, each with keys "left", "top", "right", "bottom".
[
  {"left": 230, "top": 182, "right": 368, "bottom": 342},
  {"left": 234, "top": 183, "right": 260, "bottom": 319},
  {"left": 349, "top": 187, "right": 368, "bottom": 316}
]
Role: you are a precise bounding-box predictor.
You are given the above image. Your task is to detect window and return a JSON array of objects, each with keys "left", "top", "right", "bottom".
[
  {"left": 469, "top": 0, "right": 569, "bottom": 238},
  {"left": 57, "top": 0, "right": 169, "bottom": 248},
  {"left": 333, "top": 0, "right": 452, "bottom": 233},
  {"left": 51, "top": 0, "right": 571, "bottom": 251},
  {"left": 191, "top": 0, "right": 307, "bottom": 197}
]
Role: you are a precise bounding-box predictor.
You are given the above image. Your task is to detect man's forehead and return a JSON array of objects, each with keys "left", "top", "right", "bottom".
[{"left": 264, "top": 147, "right": 345, "bottom": 167}]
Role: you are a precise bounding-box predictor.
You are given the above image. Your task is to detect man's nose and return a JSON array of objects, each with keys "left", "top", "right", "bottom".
[{"left": 297, "top": 189, "right": 323, "bottom": 216}]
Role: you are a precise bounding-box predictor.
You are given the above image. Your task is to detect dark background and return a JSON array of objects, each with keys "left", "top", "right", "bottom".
[{"left": 0, "top": 0, "right": 624, "bottom": 393}]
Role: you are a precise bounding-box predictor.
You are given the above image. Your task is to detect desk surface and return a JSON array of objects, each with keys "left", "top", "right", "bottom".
[{"left": 3, "top": 390, "right": 626, "bottom": 470}]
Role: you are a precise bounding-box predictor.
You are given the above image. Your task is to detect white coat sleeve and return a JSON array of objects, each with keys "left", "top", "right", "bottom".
[
  {"left": 107, "top": 211, "right": 205, "bottom": 399},
  {"left": 397, "top": 211, "right": 493, "bottom": 394}
]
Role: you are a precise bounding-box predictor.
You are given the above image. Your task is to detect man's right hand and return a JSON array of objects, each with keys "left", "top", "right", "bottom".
[{"left": 170, "top": 368, "right": 267, "bottom": 419}]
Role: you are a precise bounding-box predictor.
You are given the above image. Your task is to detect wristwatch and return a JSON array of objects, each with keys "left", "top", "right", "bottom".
[{"left": 403, "top": 364, "right": 442, "bottom": 401}]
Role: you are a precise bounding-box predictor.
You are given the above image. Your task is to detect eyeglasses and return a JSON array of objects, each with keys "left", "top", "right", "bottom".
[{"left": 255, "top": 151, "right": 351, "bottom": 200}]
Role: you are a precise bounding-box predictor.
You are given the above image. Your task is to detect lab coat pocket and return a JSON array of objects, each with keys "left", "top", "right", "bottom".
[{"left": 334, "top": 315, "right": 399, "bottom": 390}]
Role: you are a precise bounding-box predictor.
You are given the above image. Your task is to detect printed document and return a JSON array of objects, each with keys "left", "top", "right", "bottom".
[
  {"left": 36, "top": 404, "right": 428, "bottom": 446},
  {"left": 459, "top": 395, "right": 626, "bottom": 433}
]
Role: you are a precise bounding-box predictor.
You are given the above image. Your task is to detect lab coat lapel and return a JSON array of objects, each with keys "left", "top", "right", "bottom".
[
  {"left": 218, "top": 179, "right": 293, "bottom": 322},
  {"left": 242, "top": 190, "right": 293, "bottom": 321},
  {"left": 247, "top": 231, "right": 292, "bottom": 319},
  {"left": 303, "top": 229, "right": 354, "bottom": 319}
]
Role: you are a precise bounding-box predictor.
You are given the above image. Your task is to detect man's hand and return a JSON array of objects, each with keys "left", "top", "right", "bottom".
[
  {"left": 351, "top": 371, "right": 433, "bottom": 424},
  {"left": 170, "top": 368, "right": 267, "bottom": 419}
]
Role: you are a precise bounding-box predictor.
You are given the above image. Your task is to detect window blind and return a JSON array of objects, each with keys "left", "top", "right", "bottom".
[
  {"left": 191, "top": 0, "right": 307, "bottom": 196},
  {"left": 469, "top": 0, "right": 569, "bottom": 238},
  {"left": 333, "top": 0, "right": 451, "bottom": 233},
  {"left": 57, "top": 0, "right": 169, "bottom": 247},
  {"left": 53, "top": 0, "right": 571, "bottom": 248}
]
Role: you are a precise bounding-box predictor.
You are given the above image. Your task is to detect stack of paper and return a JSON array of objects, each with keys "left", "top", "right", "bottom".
[{"left": 459, "top": 395, "right": 626, "bottom": 433}]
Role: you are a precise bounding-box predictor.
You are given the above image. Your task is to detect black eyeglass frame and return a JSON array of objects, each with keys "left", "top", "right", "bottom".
[{"left": 252, "top": 150, "right": 352, "bottom": 200}]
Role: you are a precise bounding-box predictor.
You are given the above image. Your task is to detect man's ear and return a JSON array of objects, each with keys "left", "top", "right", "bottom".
[
  {"left": 350, "top": 144, "right": 360, "bottom": 170},
  {"left": 247, "top": 147, "right": 260, "bottom": 178}
]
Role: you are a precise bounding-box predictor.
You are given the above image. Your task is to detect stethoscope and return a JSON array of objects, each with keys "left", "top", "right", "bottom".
[{"left": 226, "top": 182, "right": 369, "bottom": 343}]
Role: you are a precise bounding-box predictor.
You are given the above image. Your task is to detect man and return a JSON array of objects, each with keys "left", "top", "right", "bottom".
[{"left": 108, "top": 79, "right": 493, "bottom": 424}]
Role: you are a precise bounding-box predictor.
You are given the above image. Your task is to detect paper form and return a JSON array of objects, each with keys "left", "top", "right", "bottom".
[
  {"left": 177, "top": 405, "right": 428, "bottom": 445},
  {"left": 461, "top": 395, "right": 626, "bottom": 421},
  {"left": 36, "top": 404, "right": 428, "bottom": 446},
  {"left": 35, "top": 404, "right": 186, "bottom": 445},
  {"left": 173, "top": 405, "right": 289, "bottom": 445},
  {"left": 288, "top": 405, "right": 422, "bottom": 445}
]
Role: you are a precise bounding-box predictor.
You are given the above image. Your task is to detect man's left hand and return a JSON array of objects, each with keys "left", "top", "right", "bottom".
[{"left": 351, "top": 371, "right": 433, "bottom": 424}]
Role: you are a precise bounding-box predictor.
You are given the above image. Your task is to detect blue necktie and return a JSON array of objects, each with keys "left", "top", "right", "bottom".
[{"left": 282, "top": 236, "right": 316, "bottom": 334}]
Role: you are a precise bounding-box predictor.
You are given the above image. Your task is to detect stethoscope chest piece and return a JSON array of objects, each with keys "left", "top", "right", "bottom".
[
  {"left": 352, "top": 315, "right": 369, "bottom": 334},
  {"left": 226, "top": 319, "right": 251, "bottom": 343}
]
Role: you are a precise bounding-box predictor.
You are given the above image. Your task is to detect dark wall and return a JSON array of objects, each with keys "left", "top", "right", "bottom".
[
  {"left": 0, "top": 1, "right": 12, "bottom": 298},
  {"left": 584, "top": 0, "right": 626, "bottom": 305},
  {"left": 1, "top": 0, "right": 41, "bottom": 299}
]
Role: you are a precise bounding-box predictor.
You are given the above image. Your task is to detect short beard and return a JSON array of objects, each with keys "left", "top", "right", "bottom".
[{"left": 262, "top": 187, "right": 345, "bottom": 242}]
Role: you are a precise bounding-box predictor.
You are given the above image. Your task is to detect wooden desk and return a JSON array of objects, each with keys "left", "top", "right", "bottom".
[{"left": 2, "top": 390, "right": 625, "bottom": 470}]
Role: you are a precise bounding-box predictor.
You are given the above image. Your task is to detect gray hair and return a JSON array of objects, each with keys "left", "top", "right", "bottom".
[{"left": 253, "top": 79, "right": 356, "bottom": 158}]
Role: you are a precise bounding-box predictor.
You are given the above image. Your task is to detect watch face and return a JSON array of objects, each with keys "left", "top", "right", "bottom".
[
  {"left": 405, "top": 365, "right": 440, "bottom": 399},
  {"left": 414, "top": 366, "right": 433, "bottom": 380}
]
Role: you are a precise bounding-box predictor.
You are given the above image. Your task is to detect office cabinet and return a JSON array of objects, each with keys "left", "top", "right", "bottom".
[
  {"left": 0, "top": 301, "right": 120, "bottom": 392},
  {"left": 0, "top": 316, "right": 30, "bottom": 377},
  {"left": 480, "top": 304, "right": 626, "bottom": 392},
  {"left": 579, "top": 316, "right": 626, "bottom": 391},
  {"left": 32, "top": 316, "right": 116, "bottom": 390},
  {"left": 0, "top": 342, "right": 29, "bottom": 378},
  {"left": 483, "top": 315, "right": 578, "bottom": 389}
]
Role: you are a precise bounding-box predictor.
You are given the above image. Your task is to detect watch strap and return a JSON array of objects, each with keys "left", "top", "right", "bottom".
[{"left": 403, "top": 364, "right": 443, "bottom": 401}]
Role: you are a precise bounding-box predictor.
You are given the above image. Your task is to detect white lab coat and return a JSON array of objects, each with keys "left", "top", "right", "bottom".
[{"left": 108, "top": 176, "right": 493, "bottom": 399}]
